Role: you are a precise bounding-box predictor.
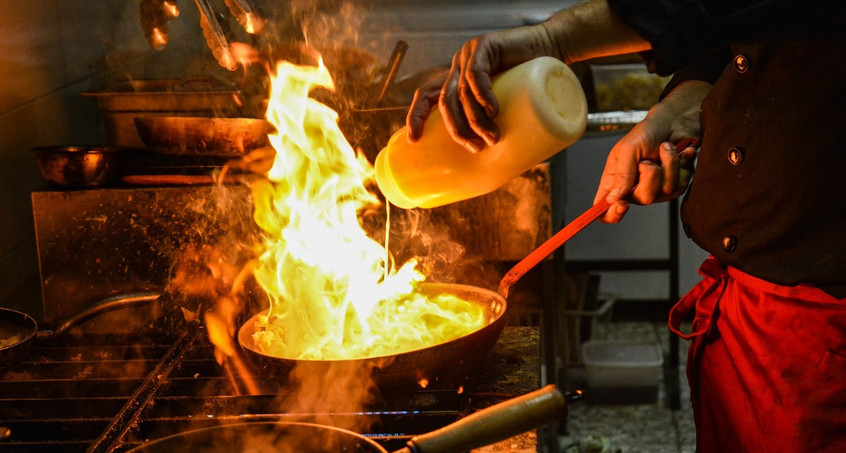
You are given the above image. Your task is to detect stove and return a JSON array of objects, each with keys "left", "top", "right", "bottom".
[
  {"left": 0, "top": 324, "right": 541, "bottom": 453},
  {"left": 23, "top": 162, "right": 552, "bottom": 452}
]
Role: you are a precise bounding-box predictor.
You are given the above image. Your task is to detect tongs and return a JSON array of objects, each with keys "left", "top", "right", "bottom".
[
  {"left": 139, "top": 0, "right": 180, "bottom": 49},
  {"left": 498, "top": 138, "right": 700, "bottom": 298},
  {"left": 223, "top": 0, "right": 267, "bottom": 35},
  {"left": 194, "top": 0, "right": 239, "bottom": 71},
  {"left": 141, "top": 0, "right": 266, "bottom": 70}
]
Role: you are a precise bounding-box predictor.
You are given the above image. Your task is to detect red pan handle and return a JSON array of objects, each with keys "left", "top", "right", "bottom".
[{"left": 497, "top": 138, "right": 700, "bottom": 298}]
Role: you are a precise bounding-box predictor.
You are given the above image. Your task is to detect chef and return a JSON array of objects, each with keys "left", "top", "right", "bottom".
[{"left": 404, "top": 0, "right": 846, "bottom": 451}]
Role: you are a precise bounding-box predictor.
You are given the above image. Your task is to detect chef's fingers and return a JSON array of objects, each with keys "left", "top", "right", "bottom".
[
  {"left": 657, "top": 140, "right": 699, "bottom": 199},
  {"left": 631, "top": 159, "right": 663, "bottom": 205},
  {"left": 637, "top": 141, "right": 698, "bottom": 203},
  {"left": 439, "top": 53, "right": 485, "bottom": 153},
  {"left": 595, "top": 134, "right": 641, "bottom": 200},
  {"left": 457, "top": 43, "right": 499, "bottom": 146},
  {"left": 659, "top": 141, "right": 681, "bottom": 197},
  {"left": 603, "top": 198, "right": 631, "bottom": 224},
  {"left": 595, "top": 141, "right": 641, "bottom": 224},
  {"left": 674, "top": 144, "right": 698, "bottom": 196},
  {"left": 460, "top": 37, "right": 499, "bottom": 119},
  {"left": 406, "top": 74, "right": 446, "bottom": 142}
]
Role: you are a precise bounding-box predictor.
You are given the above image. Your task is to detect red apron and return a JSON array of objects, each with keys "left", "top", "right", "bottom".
[{"left": 669, "top": 257, "right": 846, "bottom": 452}]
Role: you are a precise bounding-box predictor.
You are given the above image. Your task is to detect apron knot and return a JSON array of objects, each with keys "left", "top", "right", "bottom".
[{"left": 669, "top": 256, "right": 729, "bottom": 340}]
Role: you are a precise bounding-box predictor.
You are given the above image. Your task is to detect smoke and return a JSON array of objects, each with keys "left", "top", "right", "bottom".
[
  {"left": 361, "top": 205, "right": 501, "bottom": 292},
  {"left": 274, "top": 359, "right": 388, "bottom": 434}
]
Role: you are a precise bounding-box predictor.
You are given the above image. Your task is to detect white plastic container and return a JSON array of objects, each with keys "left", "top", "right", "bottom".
[
  {"left": 375, "top": 56, "right": 587, "bottom": 209},
  {"left": 581, "top": 340, "right": 663, "bottom": 404}
]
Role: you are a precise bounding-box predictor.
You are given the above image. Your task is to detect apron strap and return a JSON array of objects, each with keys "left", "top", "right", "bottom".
[{"left": 669, "top": 256, "right": 729, "bottom": 340}]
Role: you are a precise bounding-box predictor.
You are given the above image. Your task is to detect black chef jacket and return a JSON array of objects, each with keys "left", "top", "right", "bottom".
[{"left": 606, "top": 0, "right": 846, "bottom": 297}]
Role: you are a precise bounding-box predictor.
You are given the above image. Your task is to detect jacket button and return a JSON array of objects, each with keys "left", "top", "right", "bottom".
[
  {"left": 727, "top": 147, "right": 745, "bottom": 165},
  {"left": 734, "top": 55, "right": 750, "bottom": 73},
  {"left": 722, "top": 236, "right": 737, "bottom": 253}
]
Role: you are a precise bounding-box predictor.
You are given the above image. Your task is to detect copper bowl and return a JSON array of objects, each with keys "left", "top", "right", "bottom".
[{"left": 32, "top": 145, "right": 125, "bottom": 188}]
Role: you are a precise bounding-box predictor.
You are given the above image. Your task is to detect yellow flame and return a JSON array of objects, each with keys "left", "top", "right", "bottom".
[{"left": 249, "top": 59, "right": 485, "bottom": 361}]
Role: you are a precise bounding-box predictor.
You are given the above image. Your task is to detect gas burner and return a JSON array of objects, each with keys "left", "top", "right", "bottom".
[{"left": 0, "top": 326, "right": 542, "bottom": 452}]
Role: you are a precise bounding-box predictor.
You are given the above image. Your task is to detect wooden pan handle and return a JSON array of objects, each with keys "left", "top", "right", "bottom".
[{"left": 399, "top": 385, "right": 566, "bottom": 453}]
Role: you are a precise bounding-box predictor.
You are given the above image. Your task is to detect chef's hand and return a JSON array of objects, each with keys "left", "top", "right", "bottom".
[
  {"left": 406, "top": 25, "right": 555, "bottom": 153},
  {"left": 595, "top": 80, "right": 712, "bottom": 223},
  {"left": 406, "top": 0, "right": 650, "bottom": 153}
]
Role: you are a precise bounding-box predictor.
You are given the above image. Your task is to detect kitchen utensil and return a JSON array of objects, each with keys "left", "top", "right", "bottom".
[
  {"left": 195, "top": 0, "right": 238, "bottom": 70},
  {"left": 497, "top": 137, "right": 701, "bottom": 298},
  {"left": 237, "top": 282, "right": 506, "bottom": 390},
  {"left": 134, "top": 116, "right": 274, "bottom": 156},
  {"left": 376, "top": 40, "right": 409, "bottom": 106},
  {"left": 32, "top": 145, "right": 127, "bottom": 188},
  {"left": 498, "top": 198, "right": 612, "bottom": 299},
  {"left": 224, "top": 0, "right": 266, "bottom": 34},
  {"left": 0, "top": 293, "right": 161, "bottom": 367},
  {"left": 126, "top": 384, "right": 566, "bottom": 453},
  {"left": 139, "top": 0, "right": 179, "bottom": 49}
]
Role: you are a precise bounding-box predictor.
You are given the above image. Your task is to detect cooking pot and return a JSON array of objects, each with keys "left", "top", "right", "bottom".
[
  {"left": 127, "top": 384, "right": 566, "bottom": 453},
  {"left": 237, "top": 283, "right": 506, "bottom": 390}
]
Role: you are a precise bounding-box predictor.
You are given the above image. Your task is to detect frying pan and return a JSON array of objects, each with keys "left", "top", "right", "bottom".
[
  {"left": 127, "top": 384, "right": 567, "bottom": 453},
  {"left": 235, "top": 139, "right": 705, "bottom": 388},
  {"left": 134, "top": 116, "right": 275, "bottom": 156},
  {"left": 234, "top": 155, "right": 652, "bottom": 388},
  {"left": 0, "top": 293, "right": 161, "bottom": 367},
  {"left": 234, "top": 182, "right": 630, "bottom": 388},
  {"left": 237, "top": 283, "right": 507, "bottom": 390}
]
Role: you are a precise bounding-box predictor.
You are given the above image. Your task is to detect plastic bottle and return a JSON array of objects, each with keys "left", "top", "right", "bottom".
[{"left": 374, "top": 56, "right": 587, "bottom": 209}]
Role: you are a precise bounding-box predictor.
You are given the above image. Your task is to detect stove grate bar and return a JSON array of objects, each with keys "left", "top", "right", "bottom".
[{"left": 85, "top": 330, "right": 196, "bottom": 453}]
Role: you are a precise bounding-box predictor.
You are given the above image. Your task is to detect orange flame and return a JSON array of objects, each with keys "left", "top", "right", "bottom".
[{"left": 248, "top": 58, "right": 486, "bottom": 362}]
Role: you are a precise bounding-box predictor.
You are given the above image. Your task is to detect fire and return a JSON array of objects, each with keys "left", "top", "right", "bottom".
[{"left": 247, "top": 58, "right": 486, "bottom": 361}]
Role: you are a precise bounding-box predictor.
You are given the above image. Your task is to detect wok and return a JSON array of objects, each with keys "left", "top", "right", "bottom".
[
  {"left": 237, "top": 283, "right": 506, "bottom": 390},
  {"left": 127, "top": 384, "right": 566, "bottom": 453},
  {"left": 0, "top": 293, "right": 161, "bottom": 367}
]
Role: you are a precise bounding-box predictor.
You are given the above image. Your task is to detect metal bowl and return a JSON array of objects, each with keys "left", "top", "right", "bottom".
[{"left": 32, "top": 146, "right": 125, "bottom": 188}]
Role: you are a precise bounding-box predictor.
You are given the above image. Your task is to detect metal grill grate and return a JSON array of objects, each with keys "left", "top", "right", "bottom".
[{"left": 0, "top": 329, "right": 472, "bottom": 453}]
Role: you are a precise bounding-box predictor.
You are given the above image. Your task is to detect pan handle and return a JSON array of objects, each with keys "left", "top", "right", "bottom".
[
  {"left": 497, "top": 137, "right": 701, "bottom": 299},
  {"left": 398, "top": 385, "right": 566, "bottom": 453},
  {"left": 47, "top": 292, "right": 162, "bottom": 338}
]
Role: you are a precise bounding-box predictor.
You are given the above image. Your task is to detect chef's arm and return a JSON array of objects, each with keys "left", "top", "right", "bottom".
[
  {"left": 541, "top": 0, "right": 651, "bottom": 65},
  {"left": 407, "top": 0, "right": 651, "bottom": 151}
]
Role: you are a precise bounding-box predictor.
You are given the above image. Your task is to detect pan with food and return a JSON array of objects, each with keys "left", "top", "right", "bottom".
[{"left": 237, "top": 283, "right": 507, "bottom": 390}]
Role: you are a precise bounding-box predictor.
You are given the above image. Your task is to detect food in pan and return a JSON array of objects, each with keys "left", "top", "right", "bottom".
[{"left": 0, "top": 333, "right": 23, "bottom": 349}]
